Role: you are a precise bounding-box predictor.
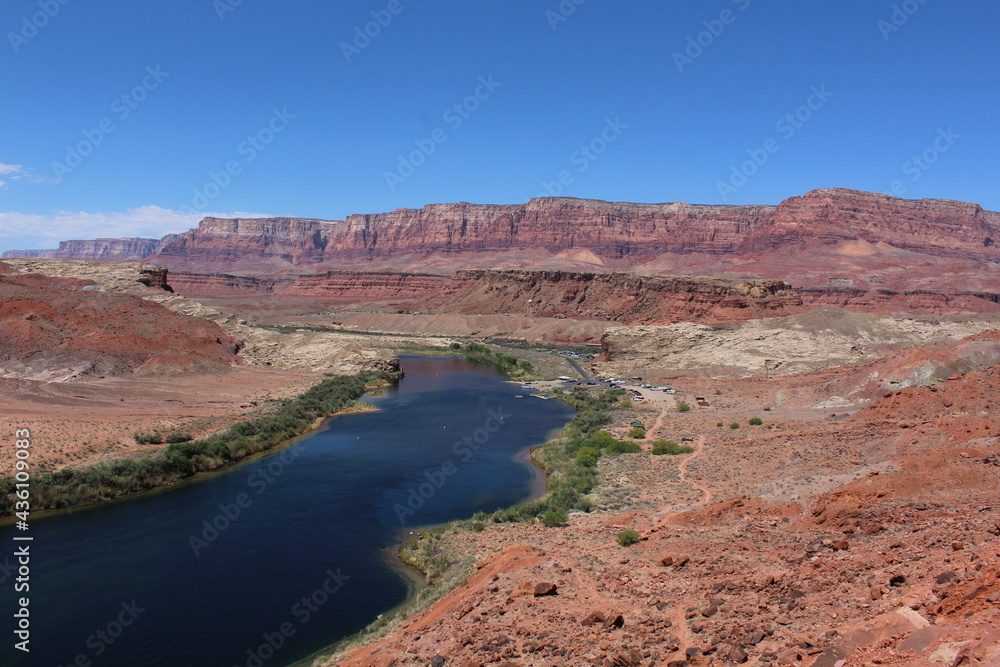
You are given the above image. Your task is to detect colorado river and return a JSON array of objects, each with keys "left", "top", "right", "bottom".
[{"left": 1, "top": 355, "right": 574, "bottom": 667}]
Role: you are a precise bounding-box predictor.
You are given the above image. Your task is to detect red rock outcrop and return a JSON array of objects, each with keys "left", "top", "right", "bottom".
[{"left": 0, "top": 269, "right": 240, "bottom": 380}]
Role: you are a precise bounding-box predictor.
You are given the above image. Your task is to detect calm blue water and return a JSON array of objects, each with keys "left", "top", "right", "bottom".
[{"left": 0, "top": 356, "right": 573, "bottom": 667}]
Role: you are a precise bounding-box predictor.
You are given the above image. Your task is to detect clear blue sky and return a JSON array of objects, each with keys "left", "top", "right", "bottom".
[{"left": 2, "top": 0, "right": 999, "bottom": 251}]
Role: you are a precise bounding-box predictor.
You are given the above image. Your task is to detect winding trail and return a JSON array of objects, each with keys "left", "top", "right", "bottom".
[{"left": 677, "top": 434, "right": 712, "bottom": 504}]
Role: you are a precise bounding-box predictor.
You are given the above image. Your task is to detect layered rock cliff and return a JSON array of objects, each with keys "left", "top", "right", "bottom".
[
  {"left": 1, "top": 249, "right": 57, "bottom": 259},
  {"left": 424, "top": 270, "right": 797, "bottom": 324},
  {"left": 52, "top": 237, "right": 161, "bottom": 261},
  {"left": 34, "top": 189, "right": 993, "bottom": 279},
  {"left": 167, "top": 270, "right": 450, "bottom": 302},
  {"left": 741, "top": 189, "right": 1000, "bottom": 261}
]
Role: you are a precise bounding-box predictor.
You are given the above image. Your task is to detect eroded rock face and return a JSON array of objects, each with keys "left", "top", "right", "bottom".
[
  {"left": 0, "top": 259, "right": 402, "bottom": 377},
  {"left": 0, "top": 267, "right": 239, "bottom": 381},
  {"left": 167, "top": 270, "right": 450, "bottom": 303},
  {"left": 2, "top": 259, "right": 170, "bottom": 292},
  {"left": 597, "top": 307, "right": 1000, "bottom": 378},
  {"left": 741, "top": 188, "right": 1000, "bottom": 261},
  {"left": 425, "top": 270, "right": 797, "bottom": 324}
]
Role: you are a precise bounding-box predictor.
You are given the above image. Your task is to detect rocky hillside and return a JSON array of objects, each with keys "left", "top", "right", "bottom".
[
  {"left": 0, "top": 259, "right": 401, "bottom": 377},
  {"left": 597, "top": 307, "right": 1000, "bottom": 379},
  {"left": 0, "top": 262, "right": 240, "bottom": 381}
]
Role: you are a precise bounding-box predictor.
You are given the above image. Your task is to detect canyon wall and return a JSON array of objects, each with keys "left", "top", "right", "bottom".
[{"left": 22, "top": 189, "right": 998, "bottom": 277}]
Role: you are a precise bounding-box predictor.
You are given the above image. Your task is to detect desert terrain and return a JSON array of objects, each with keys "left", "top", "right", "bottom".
[
  {"left": 2, "top": 187, "right": 999, "bottom": 665},
  {"left": 326, "top": 339, "right": 1000, "bottom": 667}
]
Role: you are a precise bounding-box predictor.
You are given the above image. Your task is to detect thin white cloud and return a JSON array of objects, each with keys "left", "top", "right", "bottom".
[
  {"left": 0, "top": 162, "right": 48, "bottom": 185},
  {"left": 0, "top": 206, "right": 273, "bottom": 251}
]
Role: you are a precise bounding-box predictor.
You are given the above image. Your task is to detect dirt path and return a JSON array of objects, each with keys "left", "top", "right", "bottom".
[
  {"left": 642, "top": 398, "right": 675, "bottom": 451},
  {"left": 678, "top": 434, "right": 712, "bottom": 504}
]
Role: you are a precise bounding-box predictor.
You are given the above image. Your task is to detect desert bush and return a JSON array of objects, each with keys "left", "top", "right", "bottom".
[
  {"left": 627, "top": 427, "right": 646, "bottom": 439},
  {"left": 729, "top": 422, "right": 739, "bottom": 429},
  {"left": 134, "top": 432, "right": 163, "bottom": 444},
  {"left": 651, "top": 439, "right": 693, "bottom": 455},
  {"left": 748, "top": 417, "right": 763, "bottom": 425},
  {"left": 542, "top": 509, "right": 568, "bottom": 527},
  {"left": 677, "top": 402, "right": 691, "bottom": 412},
  {"left": 617, "top": 530, "right": 640, "bottom": 547}
]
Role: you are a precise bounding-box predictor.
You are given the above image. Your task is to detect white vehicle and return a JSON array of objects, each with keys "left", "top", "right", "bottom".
[{"left": 662, "top": 389, "right": 676, "bottom": 394}]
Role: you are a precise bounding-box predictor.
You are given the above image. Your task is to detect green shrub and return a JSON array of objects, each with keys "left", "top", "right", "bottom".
[
  {"left": 651, "top": 439, "right": 693, "bottom": 455},
  {"left": 626, "top": 427, "right": 646, "bottom": 439},
  {"left": 617, "top": 530, "right": 641, "bottom": 547},
  {"left": 449, "top": 342, "right": 461, "bottom": 350},
  {"left": 716, "top": 422, "right": 723, "bottom": 428},
  {"left": 576, "top": 447, "right": 599, "bottom": 467},
  {"left": 605, "top": 439, "right": 642, "bottom": 454},
  {"left": 471, "top": 521, "right": 486, "bottom": 532},
  {"left": 677, "top": 402, "right": 691, "bottom": 412},
  {"left": 729, "top": 422, "right": 739, "bottom": 429},
  {"left": 714, "top": 388, "right": 722, "bottom": 395},
  {"left": 542, "top": 509, "right": 568, "bottom": 527},
  {"left": 134, "top": 432, "right": 163, "bottom": 444},
  {"left": 166, "top": 432, "right": 193, "bottom": 444},
  {"left": 618, "top": 400, "right": 632, "bottom": 409},
  {"left": 748, "top": 417, "right": 763, "bottom": 426},
  {"left": 574, "top": 496, "right": 593, "bottom": 512}
]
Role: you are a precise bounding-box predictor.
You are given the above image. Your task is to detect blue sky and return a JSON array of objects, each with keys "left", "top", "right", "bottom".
[{"left": 2, "top": 0, "right": 998, "bottom": 251}]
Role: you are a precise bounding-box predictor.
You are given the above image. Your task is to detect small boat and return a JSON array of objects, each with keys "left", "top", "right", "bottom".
[{"left": 514, "top": 394, "right": 524, "bottom": 399}]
